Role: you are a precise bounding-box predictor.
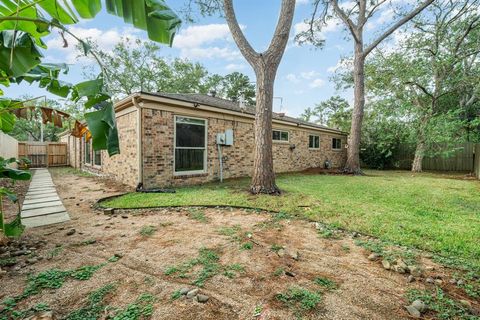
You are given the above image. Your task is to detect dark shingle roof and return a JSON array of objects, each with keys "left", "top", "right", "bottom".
[{"left": 141, "top": 92, "right": 345, "bottom": 134}]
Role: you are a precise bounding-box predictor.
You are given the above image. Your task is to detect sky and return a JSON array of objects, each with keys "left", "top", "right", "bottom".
[{"left": 2, "top": 0, "right": 411, "bottom": 117}]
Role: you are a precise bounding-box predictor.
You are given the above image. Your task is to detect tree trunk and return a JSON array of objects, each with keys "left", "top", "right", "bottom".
[
  {"left": 412, "top": 140, "right": 425, "bottom": 172},
  {"left": 345, "top": 41, "right": 365, "bottom": 174},
  {"left": 250, "top": 67, "right": 279, "bottom": 194}
]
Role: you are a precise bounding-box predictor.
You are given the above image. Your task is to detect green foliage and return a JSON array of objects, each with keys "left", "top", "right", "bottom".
[
  {"left": 110, "top": 293, "right": 155, "bottom": 320},
  {"left": 171, "top": 290, "right": 182, "bottom": 300},
  {"left": 276, "top": 287, "right": 322, "bottom": 315},
  {"left": 85, "top": 38, "right": 255, "bottom": 102},
  {"left": 273, "top": 267, "right": 285, "bottom": 276},
  {"left": 164, "top": 247, "right": 235, "bottom": 287},
  {"left": 270, "top": 244, "right": 283, "bottom": 253},
  {"left": 313, "top": 277, "right": 337, "bottom": 290},
  {"left": 241, "top": 242, "right": 253, "bottom": 250},
  {"left": 187, "top": 208, "right": 209, "bottom": 223},
  {"left": 140, "top": 225, "right": 157, "bottom": 237},
  {"left": 406, "top": 288, "right": 477, "bottom": 320}
]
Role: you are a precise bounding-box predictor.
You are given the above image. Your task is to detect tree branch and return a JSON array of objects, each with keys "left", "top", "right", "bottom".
[
  {"left": 331, "top": 0, "right": 360, "bottom": 43},
  {"left": 266, "top": 0, "right": 296, "bottom": 64},
  {"left": 364, "top": 0, "right": 434, "bottom": 57},
  {"left": 223, "top": 0, "right": 259, "bottom": 65}
]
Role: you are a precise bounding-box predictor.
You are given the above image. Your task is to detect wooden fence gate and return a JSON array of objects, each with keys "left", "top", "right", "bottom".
[{"left": 18, "top": 142, "right": 67, "bottom": 167}]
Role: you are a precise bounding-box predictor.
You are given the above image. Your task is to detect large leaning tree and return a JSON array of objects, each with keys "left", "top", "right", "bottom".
[
  {"left": 299, "top": 0, "right": 434, "bottom": 173},
  {"left": 189, "top": 0, "right": 296, "bottom": 194},
  {"left": 224, "top": 0, "right": 295, "bottom": 194}
]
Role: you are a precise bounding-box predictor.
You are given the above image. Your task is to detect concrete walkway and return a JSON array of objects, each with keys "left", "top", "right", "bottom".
[{"left": 21, "top": 169, "right": 70, "bottom": 228}]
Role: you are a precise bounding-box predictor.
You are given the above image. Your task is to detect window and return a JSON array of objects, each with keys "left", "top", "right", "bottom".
[
  {"left": 94, "top": 150, "right": 102, "bottom": 166},
  {"left": 84, "top": 137, "right": 91, "bottom": 164},
  {"left": 309, "top": 135, "right": 320, "bottom": 149},
  {"left": 174, "top": 116, "right": 207, "bottom": 174},
  {"left": 273, "top": 130, "right": 289, "bottom": 142},
  {"left": 332, "top": 138, "right": 342, "bottom": 150}
]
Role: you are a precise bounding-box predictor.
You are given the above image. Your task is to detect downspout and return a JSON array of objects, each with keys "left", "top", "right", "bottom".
[{"left": 132, "top": 96, "right": 143, "bottom": 188}]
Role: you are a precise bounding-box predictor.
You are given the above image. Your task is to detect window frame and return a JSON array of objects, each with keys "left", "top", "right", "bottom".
[
  {"left": 308, "top": 134, "right": 320, "bottom": 150},
  {"left": 173, "top": 115, "right": 208, "bottom": 176},
  {"left": 272, "top": 129, "right": 289, "bottom": 143},
  {"left": 84, "top": 136, "right": 92, "bottom": 165},
  {"left": 332, "top": 138, "right": 342, "bottom": 150},
  {"left": 93, "top": 150, "right": 102, "bottom": 167}
]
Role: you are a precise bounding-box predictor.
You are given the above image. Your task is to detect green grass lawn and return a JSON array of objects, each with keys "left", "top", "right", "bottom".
[{"left": 102, "top": 170, "right": 480, "bottom": 269}]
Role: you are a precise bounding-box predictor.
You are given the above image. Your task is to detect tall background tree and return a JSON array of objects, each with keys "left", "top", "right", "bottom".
[
  {"left": 365, "top": 0, "right": 480, "bottom": 172},
  {"left": 83, "top": 38, "right": 256, "bottom": 103},
  {"left": 299, "top": 0, "right": 434, "bottom": 173}
]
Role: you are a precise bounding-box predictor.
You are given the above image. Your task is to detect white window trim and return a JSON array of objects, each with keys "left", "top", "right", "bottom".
[
  {"left": 308, "top": 134, "right": 320, "bottom": 150},
  {"left": 173, "top": 115, "right": 208, "bottom": 176},
  {"left": 332, "top": 138, "right": 342, "bottom": 151},
  {"left": 273, "top": 129, "right": 290, "bottom": 143}
]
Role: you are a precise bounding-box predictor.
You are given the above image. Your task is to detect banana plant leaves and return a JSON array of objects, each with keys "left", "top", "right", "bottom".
[
  {"left": 0, "top": 31, "right": 43, "bottom": 78},
  {"left": 85, "top": 102, "right": 119, "bottom": 156},
  {"left": 106, "top": 0, "right": 181, "bottom": 45}
]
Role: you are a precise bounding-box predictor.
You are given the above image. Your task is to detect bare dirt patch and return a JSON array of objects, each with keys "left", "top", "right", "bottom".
[{"left": 0, "top": 168, "right": 478, "bottom": 319}]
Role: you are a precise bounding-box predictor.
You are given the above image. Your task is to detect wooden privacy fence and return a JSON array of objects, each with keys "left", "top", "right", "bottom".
[
  {"left": 475, "top": 144, "right": 480, "bottom": 178},
  {"left": 18, "top": 142, "right": 67, "bottom": 167},
  {"left": 393, "top": 142, "right": 477, "bottom": 172}
]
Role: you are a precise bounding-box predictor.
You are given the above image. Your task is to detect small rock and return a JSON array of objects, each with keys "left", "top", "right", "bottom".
[
  {"left": 405, "top": 305, "right": 421, "bottom": 318},
  {"left": 426, "top": 277, "right": 434, "bottom": 284},
  {"left": 457, "top": 279, "right": 465, "bottom": 286},
  {"left": 382, "top": 260, "right": 391, "bottom": 270},
  {"left": 407, "top": 275, "right": 415, "bottom": 283},
  {"left": 368, "top": 253, "right": 380, "bottom": 261},
  {"left": 0, "top": 268, "right": 6, "bottom": 276},
  {"left": 352, "top": 231, "right": 359, "bottom": 238},
  {"left": 27, "top": 258, "right": 38, "bottom": 264},
  {"left": 105, "top": 226, "right": 111, "bottom": 229},
  {"left": 11, "top": 250, "right": 28, "bottom": 257},
  {"left": 411, "top": 299, "right": 426, "bottom": 313},
  {"left": 246, "top": 233, "right": 253, "bottom": 239},
  {"left": 104, "top": 208, "right": 115, "bottom": 215},
  {"left": 393, "top": 265, "right": 406, "bottom": 274},
  {"left": 449, "top": 279, "right": 457, "bottom": 285},
  {"left": 285, "top": 271, "right": 296, "bottom": 277},
  {"left": 58, "top": 227, "right": 65, "bottom": 231},
  {"left": 94, "top": 223, "right": 103, "bottom": 227},
  {"left": 408, "top": 266, "right": 423, "bottom": 277},
  {"left": 66, "top": 229, "right": 76, "bottom": 236},
  {"left": 180, "top": 288, "right": 190, "bottom": 295},
  {"left": 186, "top": 289, "right": 199, "bottom": 298},
  {"left": 197, "top": 294, "right": 209, "bottom": 303},
  {"left": 434, "top": 279, "right": 443, "bottom": 286},
  {"left": 289, "top": 251, "right": 299, "bottom": 261},
  {"left": 314, "top": 222, "right": 323, "bottom": 230},
  {"left": 425, "top": 266, "right": 435, "bottom": 271},
  {"left": 277, "top": 249, "right": 285, "bottom": 257},
  {"left": 120, "top": 234, "right": 126, "bottom": 238},
  {"left": 121, "top": 215, "right": 128, "bottom": 219}
]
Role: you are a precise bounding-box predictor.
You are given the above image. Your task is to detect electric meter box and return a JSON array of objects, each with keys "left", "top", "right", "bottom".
[{"left": 225, "top": 129, "right": 233, "bottom": 146}]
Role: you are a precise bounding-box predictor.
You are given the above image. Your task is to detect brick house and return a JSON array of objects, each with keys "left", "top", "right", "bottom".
[{"left": 62, "top": 92, "right": 348, "bottom": 189}]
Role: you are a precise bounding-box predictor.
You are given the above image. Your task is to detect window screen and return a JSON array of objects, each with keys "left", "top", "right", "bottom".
[
  {"left": 175, "top": 117, "right": 206, "bottom": 173},
  {"left": 332, "top": 138, "right": 342, "bottom": 150},
  {"left": 273, "top": 130, "right": 289, "bottom": 142},
  {"left": 309, "top": 135, "right": 320, "bottom": 149}
]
